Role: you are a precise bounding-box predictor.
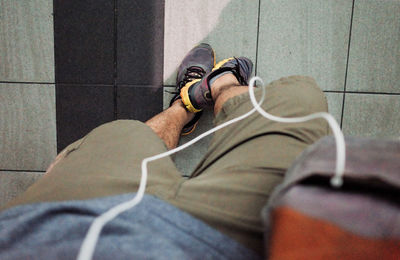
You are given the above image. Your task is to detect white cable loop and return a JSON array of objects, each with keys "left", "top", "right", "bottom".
[
  {"left": 77, "top": 76, "right": 346, "bottom": 260},
  {"left": 248, "top": 77, "right": 346, "bottom": 187}
]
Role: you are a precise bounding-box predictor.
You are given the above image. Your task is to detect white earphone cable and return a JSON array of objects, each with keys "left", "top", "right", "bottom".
[{"left": 77, "top": 76, "right": 346, "bottom": 260}]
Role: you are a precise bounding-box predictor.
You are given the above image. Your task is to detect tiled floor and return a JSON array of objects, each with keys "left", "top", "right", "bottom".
[{"left": 0, "top": 0, "right": 399, "bottom": 206}]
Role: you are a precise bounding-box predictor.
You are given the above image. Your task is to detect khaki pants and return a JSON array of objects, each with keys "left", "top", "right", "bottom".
[{"left": 4, "top": 76, "right": 329, "bottom": 255}]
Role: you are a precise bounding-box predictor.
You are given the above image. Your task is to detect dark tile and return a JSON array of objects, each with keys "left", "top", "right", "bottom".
[
  {"left": 117, "top": 0, "right": 164, "bottom": 85},
  {"left": 117, "top": 85, "right": 163, "bottom": 122},
  {"left": 54, "top": 0, "right": 114, "bottom": 84},
  {"left": 56, "top": 84, "right": 114, "bottom": 152}
]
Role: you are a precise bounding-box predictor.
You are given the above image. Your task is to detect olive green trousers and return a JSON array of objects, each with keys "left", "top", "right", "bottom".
[{"left": 5, "top": 76, "right": 330, "bottom": 255}]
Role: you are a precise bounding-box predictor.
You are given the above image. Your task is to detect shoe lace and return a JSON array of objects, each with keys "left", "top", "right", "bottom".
[
  {"left": 178, "top": 66, "right": 206, "bottom": 89},
  {"left": 166, "top": 66, "right": 207, "bottom": 107}
]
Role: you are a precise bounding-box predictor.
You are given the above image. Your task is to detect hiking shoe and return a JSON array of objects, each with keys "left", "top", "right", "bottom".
[
  {"left": 169, "top": 43, "right": 216, "bottom": 135},
  {"left": 180, "top": 57, "right": 253, "bottom": 113}
]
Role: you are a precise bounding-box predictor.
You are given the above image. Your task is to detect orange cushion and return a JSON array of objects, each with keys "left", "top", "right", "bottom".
[{"left": 268, "top": 207, "right": 400, "bottom": 260}]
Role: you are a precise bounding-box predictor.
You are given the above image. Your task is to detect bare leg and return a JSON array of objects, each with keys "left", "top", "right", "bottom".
[
  {"left": 147, "top": 73, "right": 247, "bottom": 149},
  {"left": 145, "top": 100, "right": 195, "bottom": 150},
  {"left": 211, "top": 73, "right": 249, "bottom": 116}
]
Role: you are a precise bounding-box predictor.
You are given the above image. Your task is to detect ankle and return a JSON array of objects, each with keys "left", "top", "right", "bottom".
[
  {"left": 211, "top": 73, "right": 240, "bottom": 102},
  {"left": 171, "top": 99, "right": 195, "bottom": 125}
]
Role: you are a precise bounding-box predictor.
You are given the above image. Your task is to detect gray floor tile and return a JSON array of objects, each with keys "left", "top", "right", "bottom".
[
  {"left": 342, "top": 93, "right": 400, "bottom": 138},
  {"left": 0, "top": 171, "right": 43, "bottom": 208},
  {"left": 257, "top": 0, "right": 352, "bottom": 91},
  {"left": 347, "top": 0, "right": 400, "bottom": 93},
  {"left": 0, "top": 83, "right": 57, "bottom": 171},
  {"left": 163, "top": 86, "right": 176, "bottom": 110},
  {"left": 163, "top": 86, "right": 213, "bottom": 176},
  {"left": 164, "top": 0, "right": 259, "bottom": 85},
  {"left": 0, "top": 0, "right": 54, "bottom": 83},
  {"left": 325, "top": 92, "right": 344, "bottom": 125}
]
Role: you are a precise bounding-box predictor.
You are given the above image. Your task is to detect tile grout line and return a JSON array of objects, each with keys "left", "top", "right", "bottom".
[
  {"left": 254, "top": 0, "right": 261, "bottom": 76},
  {"left": 0, "top": 169, "right": 46, "bottom": 173},
  {"left": 46, "top": 83, "right": 114, "bottom": 87},
  {"left": 340, "top": 0, "right": 356, "bottom": 128},
  {"left": 168, "top": 87, "right": 400, "bottom": 96},
  {"left": 113, "top": 0, "right": 118, "bottom": 120},
  {"left": 53, "top": 0, "right": 57, "bottom": 85},
  {"left": 324, "top": 90, "right": 346, "bottom": 93},
  {"left": 334, "top": 91, "right": 400, "bottom": 96},
  {"left": 162, "top": 0, "right": 166, "bottom": 104},
  {"left": 0, "top": 81, "right": 55, "bottom": 85},
  {"left": 53, "top": 0, "right": 60, "bottom": 152}
]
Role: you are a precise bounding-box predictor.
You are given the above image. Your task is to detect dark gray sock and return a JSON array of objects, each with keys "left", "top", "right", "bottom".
[{"left": 208, "top": 71, "right": 232, "bottom": 86}]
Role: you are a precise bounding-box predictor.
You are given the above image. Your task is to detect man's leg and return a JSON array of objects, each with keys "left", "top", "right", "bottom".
[
  {"left": 211, "top": 73, "right": 248, "bottom": 115},
  {"left": 2, "top": 117, "right": 184, "bottom": 210},
  {"left": 167, "top": 73, "right": 330, "bottom": 255},
  {"left": 2, "top": 43, "right": 214, "bottom": 211},
  {"left": 145, "top": 100, "right": 194, "bottom": 150}
]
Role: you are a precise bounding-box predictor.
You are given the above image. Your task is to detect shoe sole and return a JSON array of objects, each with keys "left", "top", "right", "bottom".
[
  {"left": 181, "top": 121, "right": 199, "bottom": 136},
  {"left": 180, "top": 78, "right": 202, "bottom": 113}
]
